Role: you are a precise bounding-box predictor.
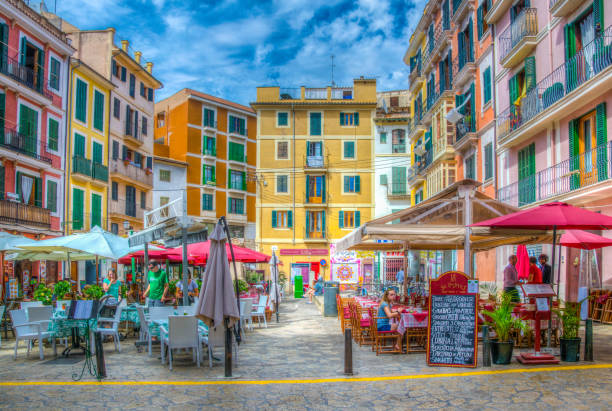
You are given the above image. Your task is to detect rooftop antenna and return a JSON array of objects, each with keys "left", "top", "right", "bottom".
[{"left": 331, "top": 54, "right": 336, "bottom": 87}]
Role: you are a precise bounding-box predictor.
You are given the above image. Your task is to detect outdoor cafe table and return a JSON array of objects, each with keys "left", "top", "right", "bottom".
[
  {"left": 48, "top": 310, "right": 97, "bottom": 356},
  {"left": 396, "top": 311, "right": 428, "bottom": 335},
  {"left": 152, "top": 317, "right": 209, "bottom": 339}
]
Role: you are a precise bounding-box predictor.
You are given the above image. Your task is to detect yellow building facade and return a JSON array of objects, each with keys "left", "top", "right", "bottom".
[
  {"left": 66, "top": 59, "right": 114, "bottom": 233},
  {"left": 253, "top": 78, "right": 377, "bottom": 282}
]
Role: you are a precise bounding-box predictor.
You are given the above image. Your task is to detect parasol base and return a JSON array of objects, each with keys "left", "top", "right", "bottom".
[
  {"left": 516, "top": 352, "right": 559, "bottom": 365},
  {"left": 216, "top": 374, "right": 242, "bottom": 380}
]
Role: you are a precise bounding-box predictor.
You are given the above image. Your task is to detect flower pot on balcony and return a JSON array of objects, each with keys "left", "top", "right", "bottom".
[
  {"left": 145, "top": 168, "right": 152, "bottom": 175},
  {"left": 123, "top": 159, "right": 130, "bottom": 166}
]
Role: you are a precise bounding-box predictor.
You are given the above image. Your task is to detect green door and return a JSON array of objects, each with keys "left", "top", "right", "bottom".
[
  {"left": 93, "top": 142, "right": 103, "bottom": 164},
  {"left": 72, "top": 188, "right": 84, "bottom": 230},
  {"left": 518, "top": 143, "right": 536, "bottom": 206}
]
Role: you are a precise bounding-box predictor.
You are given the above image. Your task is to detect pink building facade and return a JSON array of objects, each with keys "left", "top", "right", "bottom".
[{"left": 490, "top": 0, "right": 612, "bottom": 298}]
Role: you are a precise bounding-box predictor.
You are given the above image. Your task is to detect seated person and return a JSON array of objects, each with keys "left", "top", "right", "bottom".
[
  {"left": 377, "top": 289, "right": 402, "bottom": 351},
  {"left": 313, "top": 277, "right": 324, "bottom": 296},
  {"left": 176, "top": 270, "right": 199, "bottom": 305}
]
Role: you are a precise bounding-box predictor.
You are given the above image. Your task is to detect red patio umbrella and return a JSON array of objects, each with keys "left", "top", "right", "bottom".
[
  {"left": 560, "top": 230, "right": 612, "bottom": 250},
  {"left": 168, "top": 241, "right": 270, "bottom": 265},
  {"left": 515, "top": 244, "right": 530, "bottom": 280},
  {"left": 117, "top": 248, "right": 183, "bottom": 264}
]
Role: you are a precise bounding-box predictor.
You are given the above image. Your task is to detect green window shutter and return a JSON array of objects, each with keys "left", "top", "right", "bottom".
[
  {"left": 272, "top": 211, "right": 277, "bottom": 228},
  {"left": 228, "top": 169, "right": 231, "bottom": 189},
  {"left": 75, "top": 79, "right": 87, "bottom": 122},
  {"left": 242, "top": 171, "right": 246, "bottom": 190},
  {"left": 468, "top": 17, "right": 474, "bottom": 61},
  {"left": 469, "top": 83, "right": 476, "bottom": 130},
  {"left": 322, "top": 211, "right": 326, "bottom": 235},
  {"left": 477, "top": 5, "right": 483, "bottom": 39},
  {"left": 593, "top": 0, "right": 603, "bottom": 34},
  {"left": 93, "top": 90, "right": 104, "bottom": 131},
  {"left": 46, "top": 180, "right": 57, "bottom": 212},
  {"left": 340, "top": 113, "right": 345, "bottom": 126},
  {"left": 354, "top": 112, "right": 359, "bottom": 125},
  {"left": 596, "top": 102, "right": 608, "bottom": 181},
  {"left": 74, "top": 133, "right": 86, "bottom": 157},
  {"left": 524, "top": 56, "right": 536, "bottom": 93},
  {"left": 0, "top": 93, "right": 4, "bottom": 143},
  {"left": 287, "top": 210, "right": 293, "bottom": 228},
  {"left": 339, "top": 211, "right": 344, "bottom": 228},
  {"left": 20, "top": 37, "right": 26, "bottom": 65},
  {"left": 306, "top": 211, "right": 310, "bottom": 233},
  {"left": 16, "top": 171, "right": 21, "bottom": 200},
  {"left": 93, "top": 142, "right": 103, "bottom": 164},
  {"left": 508, "top": 74, "right": 519, "bottom": 106},
  {"left": 211, "top": 166, "right": 216, "bottom": 182},
  {"left": 305, "top": 175, "right": 310, "bottom": 202},
  {"left": 322, "top": 175, "right": 326, "bottom": 202},
  {"left": 0, "top": 23, "right": 8, "bottom": 70},
  {"left": 355, "top": 175, "right": 361, "bottom": 193},
  {"left": 91, "top": 194, "right": 102, "bottom": 228},
  {"left": 483, "top": 67, "right": 491, "bottom": 104},
  {"left": 380, "top": 174, "right": 387, "bottom": 185},
  {"left": 355, "top": 211, "right": 360, "bottom": 227},
  {"left": 48, "top": 118, "right": 59, "bottom": 151},
  {"left": 122, "top": 144, "right": 128, "bottom": 160},
  {"left": 344, "top": 176, "right": 349, "bottom": 192},
  {"left": 72, "top": 188, "right": 84, "bottom": 230},
  {"left": 310, "top": 113, "right": 321, "bottom": 136},
  {"left": 34, "top": 177, "right": 42, "bottom": 207}
]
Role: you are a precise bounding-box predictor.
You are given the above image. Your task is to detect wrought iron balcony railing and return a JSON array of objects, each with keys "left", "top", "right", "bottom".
[
  {"left": 498, "top": 8, "right": 538, "bottom": 63},
  {"left": 0, "top": 54, "right": 54, "bottom": 100},
  {"left": 0, "top": 127, "right": 52, "bottom": 164}
]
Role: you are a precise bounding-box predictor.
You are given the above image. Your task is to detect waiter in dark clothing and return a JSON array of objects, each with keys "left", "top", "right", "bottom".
[{"left": 539, "top": 254, "right": 552, "bottom": 284}]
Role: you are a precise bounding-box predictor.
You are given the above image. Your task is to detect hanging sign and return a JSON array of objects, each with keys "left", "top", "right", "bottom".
[{"left": 427, "top": 271, "right": 478, "bottom": 368}]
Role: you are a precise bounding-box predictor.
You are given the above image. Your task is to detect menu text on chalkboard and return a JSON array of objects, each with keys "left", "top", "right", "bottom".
[{"left": 427, "top": 271, "right": 478, "bottom": 368}]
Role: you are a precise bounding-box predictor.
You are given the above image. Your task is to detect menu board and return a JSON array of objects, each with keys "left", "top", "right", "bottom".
[
  {"left": 427, "top": 271, "right": 478, "bottom": 368},
  {"left": 520, "top": 283, "right": 555, "bottom": 297}
]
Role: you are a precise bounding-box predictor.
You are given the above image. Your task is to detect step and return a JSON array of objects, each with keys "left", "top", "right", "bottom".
[{"left": 516, "top": 352, "right": 560, "bottom": 365}]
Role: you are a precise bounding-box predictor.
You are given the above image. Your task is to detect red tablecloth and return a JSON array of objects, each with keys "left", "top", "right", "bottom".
[{"left": 396, "top": 311, "right": 428, "bottom": 335}]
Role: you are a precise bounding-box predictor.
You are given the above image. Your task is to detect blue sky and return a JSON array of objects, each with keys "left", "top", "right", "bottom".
[{"left": 49, "top": 0, "right": 425, "bottom": 105}]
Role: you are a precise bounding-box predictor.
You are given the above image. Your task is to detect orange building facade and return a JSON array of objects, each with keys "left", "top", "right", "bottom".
[{"left": 153, "top": 89, "right": 257, "bottom": 246}]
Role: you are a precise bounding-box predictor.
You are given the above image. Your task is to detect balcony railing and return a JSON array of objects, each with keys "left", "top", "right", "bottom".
[
  {"left": 92, "top": 162, "right": 109, "bottom": 182},
  {"left": 72, "top": 155, "right": 91, "bottom": 177},
  {"left": 110, "top": 159, "right": 153, "bottom": 187},
  {"left": 387, "top": 184, "right": 410, "bottom": 198},
  {"left": 455, "top": 115, "right": 476, "bottom": 142},
  {"left": 392, "top": 144, "right": 406, "bottom": 154},
  {"left": 498, "top": 8, "right": 538, "bottom": 63},
  {"left": 0, "top": 197, "right": 50, "bottom": 228},
  {"left": 331, "top": 87, "right": 353, "bottom": 100},
  {"left": 0, "top": 128, "right": 52, "bottom": 164},
  {"left": 305, "top": 88, "right": 327, "bottom": 99},
  {"left": 110, "top": 198, "right": 148, "bottom": 220},
  {"left": 304, "top": 155, "right": 326, "bottom": 169},
  {"left": 497, "top": 26, "right": 612, "bottom": 141},
  {"left": 0, "top": 54, "right": 54, "bottom": 100},
  {"left": 305, "top": 229, "right": 327, "bottom": 240},
  {"left": 452, "top": 50, "right": 475, "bottom": 86},
  {"left": 423, "top": 21, "right": 452, "bottom": 68},
  {"left": 425, "top": 79, "right": 453, "bottom": 114},
  {"left": 497, "top": 142, "right": 612, "bottom": 207},
  {"left": 203, "top": 148, "right": 216, "bottom": 157}
]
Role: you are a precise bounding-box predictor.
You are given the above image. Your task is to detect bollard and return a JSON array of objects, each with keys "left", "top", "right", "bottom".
[
  {"left": 344, "top": 328, "right": 353, "bottom": 375},
  {"left": 94, "top": 332, "right": 106, "bottom": 378},
  {"left": 482, "top": 325, "right": 491, "bottom": 367},
  {"left": 585, "top": 319, "right": 593, "bottom": 362}
]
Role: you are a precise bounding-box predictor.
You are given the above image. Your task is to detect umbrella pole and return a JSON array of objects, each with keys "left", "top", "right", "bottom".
[
  {"left": 181, "top": 227, "right": 189, "bottom": 307},
  {"left": 220, "top": 217, "right": 241, "bottom": 338},
  {"left": 95, "top": 256, "right": 99, "bottom": 286},
  {"left": 220, "top": 217, "right": 241, "bottom": 378},
  {"left": 547, "top": 226, "right": 558, "bottom": 351}
]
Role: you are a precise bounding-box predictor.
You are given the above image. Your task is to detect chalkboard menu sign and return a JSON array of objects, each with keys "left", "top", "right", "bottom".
[{"left": 427, "top": 271, "right": 478, "bottom": 368}]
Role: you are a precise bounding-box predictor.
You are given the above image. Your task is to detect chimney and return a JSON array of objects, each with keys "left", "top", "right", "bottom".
[
  {"left": 145, "top": 62, "right": 153, "bottom": 74},
  {"left": 121, "top": 40, "right": 129, "bottom": 52},
  {"left": 134, "top": 51, "right": 142, "bottom": 64}
]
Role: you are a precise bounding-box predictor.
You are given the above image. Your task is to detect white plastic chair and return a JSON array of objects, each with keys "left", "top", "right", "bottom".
[
  {"left": 20, "top": 301, "right": 42, "bottom": 310},
  {"left": 97, "top": 306, "right": 123, "bottom": 352},
  {"left": 160, "top": 315, "right": 200, "bottom": 370},
  {"left": 240, "top": 299, "right": 253, "bottom": 332},
  {"left": 136, "top": 306, "right": 150, "bottom": 343},
  {"left": 10, "top": 309, "right": 56, "bottom": 360},
  {"left": 27, "top": 306, "right": 53, "bottom": 323},
  {"left": 147, "top": 306, "right": 175, "bottom": 356},
  {"left": 205, "top": 325, "right": 238, "bottom": 368},
  {"left": 252, "top": 295, "right": 268, "bottom": 328}
]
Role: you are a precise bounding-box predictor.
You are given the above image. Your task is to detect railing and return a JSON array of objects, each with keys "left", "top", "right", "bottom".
[
  {"left": 426, "top": 79, "right": 453, "bottom": 113},
  {"left": 0, "top": 128, "right": 52, "bottom": 164},
  {"left": 452, "top": 49, "right": 474, "bottom": 82},
  {"left": 145, "top": 197, "right": 182, "bottom": 227},
  {"left": 0, "top": 198, "right": 50, "bottom": 228},
  {"left": 72, "top": 155, "right": 91, "bottom": 177},
  {"left": 92, "top": 162, "right": 109, "bottom": 182},
  {"left": 203, "top": 120, "right": 217, "bottom": 129},
  {"left": 110, "top": 159, "right": 153, "bottom": 186},
  {"left": 279, "top": 88, "right": 301, "bottom": 99},
  {"left": 498, "top": 8, "right": 538, "bottom": 62},
  {"left": 331, "top": 87, "right": 353, "bottom": 99},
  {"left": 305, "top": 88, "right": 327, "bottom": 99},
  {"left": 6, "top": 0, "right": 69, "bottom": 44},
  {"left": 387, "top": 184, "right": 409, "bottom": 197},
  {"left": 455, "top": 115, "right": 476, "bottom": 142},
  {"left": 305, "top": 229, "right": 327, "bottom": 240},
  {"left": 203, "top": 148, "right": 216, "bottom": 156},
  {"left": 109, "top": 198, "right": 148, "bottom": 220},
  {"left": 0, "top": 54, "right": 54, "bottom": 100},
  {"left": 423, "top": 21, "right": 451, "bottom": 67},
  {"left": 392, "top": 144, "right": 406, "bottom": 154},
  {"left": 497, "top": 142, "right": 611, "bottom": 207},
  {"left": 497, "top": 26, "right": 612, "bottom": 141},
  {"left": 304, "top": 155, "right": 326, "bottom": 169}
]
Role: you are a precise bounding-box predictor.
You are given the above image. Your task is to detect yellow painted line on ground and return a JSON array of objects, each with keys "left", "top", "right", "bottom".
[{"left": 1, "top": 363, "right": 611, "bottom": 387}]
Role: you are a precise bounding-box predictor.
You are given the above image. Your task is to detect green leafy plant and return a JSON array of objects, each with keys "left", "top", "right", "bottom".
[
  {"left": 234, "top": 279, "right": 248, "bottom": 294},
  {"left": 168, "top": 279, "right": 178, "bottom": 296},
  {"left": 33, "top": 283, "right": 53, "bottom": 305},
  {"left": 278, "top": 271, "right": 287, "bottom": 288},
  {"left": 120, "top": 284, "right": 128, "bottom": 299},
  {"left": 479, "top": 282, "right": 498, "bottom": 300},
  {"left": 54, "top": 280, "right": 71, "bottom": 299},
  {"left": 82, "top": 285, "right": 104, "bottom": 300},
  {"left": 483, "top": 292, "right": 527, "bottom": 343},
  {"left": 554, "top": 298, "right": 588, "bottom": 340}
]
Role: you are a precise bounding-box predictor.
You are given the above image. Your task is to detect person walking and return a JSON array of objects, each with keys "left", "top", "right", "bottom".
[
  {"left": 538, "top": 254, "right": 552, "bottom": 285},
  {"left": 143, "top": 261, "right": 168, "bottom": 307},
  {"left": 503, "top": 255, "right": 519, "bottom": 302}
]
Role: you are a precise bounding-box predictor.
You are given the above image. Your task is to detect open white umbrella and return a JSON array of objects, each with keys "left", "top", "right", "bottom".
[{"left": 0, "top": 232, "right": 38, "bottom": 299}]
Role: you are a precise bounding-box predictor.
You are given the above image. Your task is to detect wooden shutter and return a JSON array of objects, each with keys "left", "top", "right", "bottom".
[
  {"left": 355, "top": 211, "right": 360, "bottom": 227},
  {"left": 593, "top": 0, "right": 603, "bottom": 34},
  {"left": 339, "top": 211, "right": 344, "bottom": 228},
  {"left": 355, "top": 175, "right": 361, "bottom": 193},
  {"left": 241, "top": 171, "right": 246, "bottom": 190},
  {"left": 34, "top": 177, "right": 42, "bottom": 206},
  {"left": 48, "top": 118, "right": 58, "bottom": 151},
  {"left": 75, "top": 79, "right": 87, "bottom": 122},
  {"left": 287, "top": 210, "right": 292, "bottom": 228},
  {"left": 305, "top": 175, "right": 310, "bottom": 202},
  {"left": 129, "top": 74, "right": 135, "bottom": 97},
  {"left": 133, "top": 111, "right": 139, "bottom": 137},
  {"left": 91, "top": 194, "right": 101, "bottom": 228},
  {"left": 443, "top": 0, "right": 450, "bottom": 30},
  {"left": 596, "top": 102, "right": 608, "bottom": 181},
  {"left": 458, "top": 32, "right": 464, "bottom": 67},
  {"left": 148, "top": 88, "right": 153, "bottom": 102},
  {"left": 524, "top": 56, "right": 536, "bottom": 93},
  {"left": 94, "top": 91, "right": 104, "bottom": 131},
  {"left": 310, "top": 113, "right": 321, "bottom": 135},
  {"left": 322, "top": 211, "right": 326, "bottom": 236},
  {"left": 483, "top": 67, "right": 491, "bottom": 103},
  {"left": 439, "top": 60, "right": 445, "bottom": 92},
  {"left": 93, "top": 142, "right": 103, "bottom": 164},
  {"left": 120, "top": 66, "right": 126, "bottom": 81},
  {"left": 122, "top": 144, "right": 128, "bottom": 160},
  {"left": 74, "top": 133, "right": 85, "bottom": 157},
  {"left": 272, "top": 211, "right": 277, "bottom": 228},
  {"left": 125, "top": 106, "right": 131, "bottom": 134},
  {"left": 469, "top": 83, "right": 476, "bottom": 131},
  {"left": 380, "top": 174, "right": 387, "bottom": 185},
  {"left": 36, "top": 47, "right": 44, "bottom": 91},
  {"left": 72, "top": 188, "right": 83, "bottom": 230},
  {"left": 468, "top": 18, "right": 474, "bottom": 61},
  {"left": 568, "top": 119, "right": 580, "bottom": 191},
  {"left": 0, "top": 23, "right": 8, "bottom": 69},
  {"left": 0, "top": 164, "right": 4, "bottom": 199},
  {"left": 321, "top": 175, "right": 326, "bottom": 202},
  {"left": 344, "top": 176, "right": 349, "bottom": 193},
  {"left": 46, "top": 180, "right": 56, "bottom": 212},
  {"left": 306, "top": 211, "right": 310, "bottom": 234},
  {"left": 0, "top": 92, "right": 4, "bottom": 143},
  {"left": 477, "top": 4, "right": 483, "bottom": 39},
  {"left": 509, "top": 74, "right": 519, "bottom": 106},
  {"left": 112, "top": 141, "right": 119, "bottom": 160},
  {"left": 340, "top": 113, "right": 345, "bottom": 126}
]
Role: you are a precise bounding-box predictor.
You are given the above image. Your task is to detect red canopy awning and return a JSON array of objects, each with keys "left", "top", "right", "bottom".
[
  {"left": 117, "top": 248, "right": 183, "bottom": 264},
  {"left": 168, "top": 241, "right": 270, "bottom": 265},
  {"left": 560, "top": 230, "right": 612, "bottom": 250}
]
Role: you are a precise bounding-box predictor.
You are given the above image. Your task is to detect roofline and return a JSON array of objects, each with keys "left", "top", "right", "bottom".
[
  {"left": 251, "top": 101, "right": 377, "bottom": 108},
  {"left": 70, "top": 58, "right": 116, "bottom": 90},
  {"left": 154, "top": 155, "right": 188, "bottom": 168},
  {"left": 112, "top": 48, "right": 163, "bottom": 88}
]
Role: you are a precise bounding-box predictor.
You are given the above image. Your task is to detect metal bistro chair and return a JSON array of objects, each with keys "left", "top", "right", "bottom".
[
  {"left": 20, "top": 301, "right": 42, "bottom": 310},
  {"left": 10, "top": 309, "right": 56, "bottom": 360},
  {"left": 240, "top": 299, "right": 253, "bottom": 332}
]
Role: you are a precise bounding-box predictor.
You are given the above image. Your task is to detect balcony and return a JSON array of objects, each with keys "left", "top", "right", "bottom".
[
  {"left": 452, "top": 0, "right": 474, "bottom": 25},
  {"left": 72, "top": 155, "right": 92, "bottom": 179},
  {"left": 331, "top": 87, "right": 353, "bottom": 100},
  {"left": 0, "top": 54, "right": 54, "bottom": 101},
  {"left": 202, "top": 148, "right": 216, "bottom": 158},
  {"left": 92, "top": 162, "right": 109, "bottom": 182},
  {"left": 408, "top": 117, "right": 426, "bottom": 141},
  {"left": 304, "top": 155, "right": 327, "bottom": 171},
  {"left": 0, "top": 198, "right": 50, "bottom": 229},
  {"left": 0, "top": 128, "right": 53, "bottom": 165},
  {"left": 499, "top": 9, "right": 538, "bottom": 68},
  {"left": 549, "top": 0, "right": 581, "bottom": 18},
  {"left": 485, "top": 0, "right": 512, "bottom": 25},
  {"left": 453, "top": 116, "right": 477, "bottom": 153},
  {"left": 124, "top": 117, "right": 143, "bottom": 145},
  {"left": 452, "top": 51, "right": 476, "bottom": 89},
  {"left": 110, "top": 198, "right": 148, "bottom": 221},
  {"left": 110, "top": 159, "right": 153, "bottom": 188},
  {"left": 387, "top": 184, "right": 410, "bottom": 200},
  {"left": 423, "top": 80, "right": 454, "bottom": 125},
  {"left": 203, "top": 120, "right": 217, "bottom": 132},
  {"left": 423, "top": 22, "right": 453, "bottom": 71},
  {"left": 497, "top": 26, "right": 612, "bottom": 148},
  {"left": 409, "top": 60, "right": 423, "bottom": 93},
  {"left": 409, "top": 150, "right": 432, "bottom": 185},
  {"left": 497, "top": 142, "right": 612, "bottom": 208}
]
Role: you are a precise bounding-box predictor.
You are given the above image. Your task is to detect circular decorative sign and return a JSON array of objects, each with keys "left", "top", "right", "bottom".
[{"left": 320, "top": 259, "right": 327, "bottom": 266}]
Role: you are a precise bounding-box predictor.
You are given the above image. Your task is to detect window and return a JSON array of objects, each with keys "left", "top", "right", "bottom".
[
  {"left": 339, "top": 210, "right": 360, "bottom": 228},
  {"left": 306, "top": 175, "right": 325, "bottom": 203},
  {"left": 75, "top": 79, "right": 87, "bottom": 122},
  {"left": 380, "top": 132, "right": 387, "bottom": 144},
  {"left": 148, "top": 88, "right": 154, "bottom": 102},
  {"left": 228, "top": 197, "right": 244, "bottom": 214},
  {"left": 202, "top": 193, "right": 214, "bottom": 211},
  {"left": 392, "top": 129, "right": 406, "bottom": 153},
  {"left": 74, "top": 133, "right": 86, "bottom": 157},
  {"left": 120, "top": 66, "right": 126, "bottom": 82},
  {"left": 160, "top": 196, "right": 170, "bottom": 217},
  {"left": 277, "top": 112, "right": 288, "bottom": 126},
  {"left": 465, "top": 155, "right": 476, "bottom": 180},
  {"left": 477, "top": 0, "right": 491, "bottom": 39},
  {"left": 309, "top": 112, "right": 321, "bottom": 136},
  {"left": 340, "top": 112, "right": 359, "bottom": 126},
  {"left": 49, "top": 57, "right": 60, "bottom": 91},
  {"left": 112, "top": 59, "right": 119, "bottom": 78},
  {"left": 72, "top": 188, "right": 84, "bottom": 230},
  {"left": 229, "top": 115, "right": 246, "bottom": 135},
  {"left": 159, "top": 169, "right": 171, "bottom": 182},
  {"left": 203, "top": 108, "right": 215, "bottom": 127},
  {"left": 229, "top": 170, "right": 245, "bottom": 190},
  {"left": 482, "top": 66, "right": 492, "bottom": 105},
  {"left": 113, "top": 97, "right": 120, "bottom": 119},
  {"left": 140, "top": 191, "right": 146, "bottom": 209},
  {"left": 157, "top": 112, "right": 165, "bottom": 127},
  {"left": 343, "top": 175, "right": 361, "bottom": 193},
  {"left": 272, "top": 210, "right": 292, "bottom": 228},
  {"left": 203, "top": 165, "right": 215, "bottom": 184},
  {"left": 146, "top": 156, "right": 152, "bottom": 170},
  {"left": 306, "top": 210, "right": 325, "bottom": 238},
  {"left": 91, "top": 193, "right": 102, "bottom": 228},
  {"left": 415, "top": 189, "right": 424, "bottom": 205},
  {"left": 46, "top": 180, "right": 57, "bottom": 212},
  {"left": 93, "top": 90, "right": 104, "bottom": 131},
  {"left": 343, "top": 141, "right": 355, "bottom": 159},
  {"left": 111, "top": 223, "right": 118, "bottom": 235},
  {"left": 129, "top": 74, "right": 135, "bottom": 98},
  {"left": 228, "top": 142, "right": 245, "bottom": 162},
  {"left": 390, "top": 96, "right": 399, "bottom": 107},
  {"left": 125, "top": 186, "right": 136, "bottom": 217},
  {"left": 142, "top": 117, "right": 148, "bottom": 136},
  {"left": 380, "top": 174, "right": 387, "bottom": 185},
  {"left": 111, "top": 182, "right": 118, "bottom": 201},
  {"left": 391, "top": 167, "right": 407, "bottom": 194},
  {"left": 277, "top": 141, "right": 288, "bottom": 159},
  {"left": 276, "top": 175, "right": 288, "bottom": 193},
  {"left": 484, "top": 143, "right": 493, "bottom": 180},
  {"left": 112, "top": 140, "right": 119, "bottom": 160},
  {"left": 47, "top": 118, "right": 59, "bottom": 151},
  {"left": 203, "top": 136, "right": 216, "bottom": 156},
  {"left": 92, "top": 142, "right": 103, "bottom": 164},
  {"left": 140, "top": 82, "right": 145, "bottom": 97}
]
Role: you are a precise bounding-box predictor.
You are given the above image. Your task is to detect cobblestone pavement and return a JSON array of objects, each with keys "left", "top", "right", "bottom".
[{"left": 1, "top": 298, "right": 612, "bottom": 410}]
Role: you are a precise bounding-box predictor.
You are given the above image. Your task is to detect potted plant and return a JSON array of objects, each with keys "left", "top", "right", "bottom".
[
  {"left": 33, "top": 283, "right": 53, "bottom": 305},
  {"left": 554, "top": 300, "right": 584, "bottom": 362},
  {"left": 483, "top": 292, "right": 527, "bottom": 364},
  {"left": 82, "top": 284, "right": 104, "bottom": 300},
  {"left": 479, "top": 282, "right": 498, "bottom": 302},
  {"left": 234, "top": 279, "right": 248, "bottom": 294},
  {"left": 54, "top": 280, "right": 72, "bottom": 300}
]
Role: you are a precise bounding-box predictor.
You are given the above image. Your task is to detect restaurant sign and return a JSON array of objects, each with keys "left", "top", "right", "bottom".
[
  {"left": 427, "top": 271, "right": 478, "bottom": 368},
  {"left": 279, "top": 249, "right": 328, "bottom": 256}
]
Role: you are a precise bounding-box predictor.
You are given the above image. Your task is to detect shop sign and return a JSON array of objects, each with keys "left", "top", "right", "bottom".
[{"left": 280, "top": 249, "right": 328, "bottom": 256}]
